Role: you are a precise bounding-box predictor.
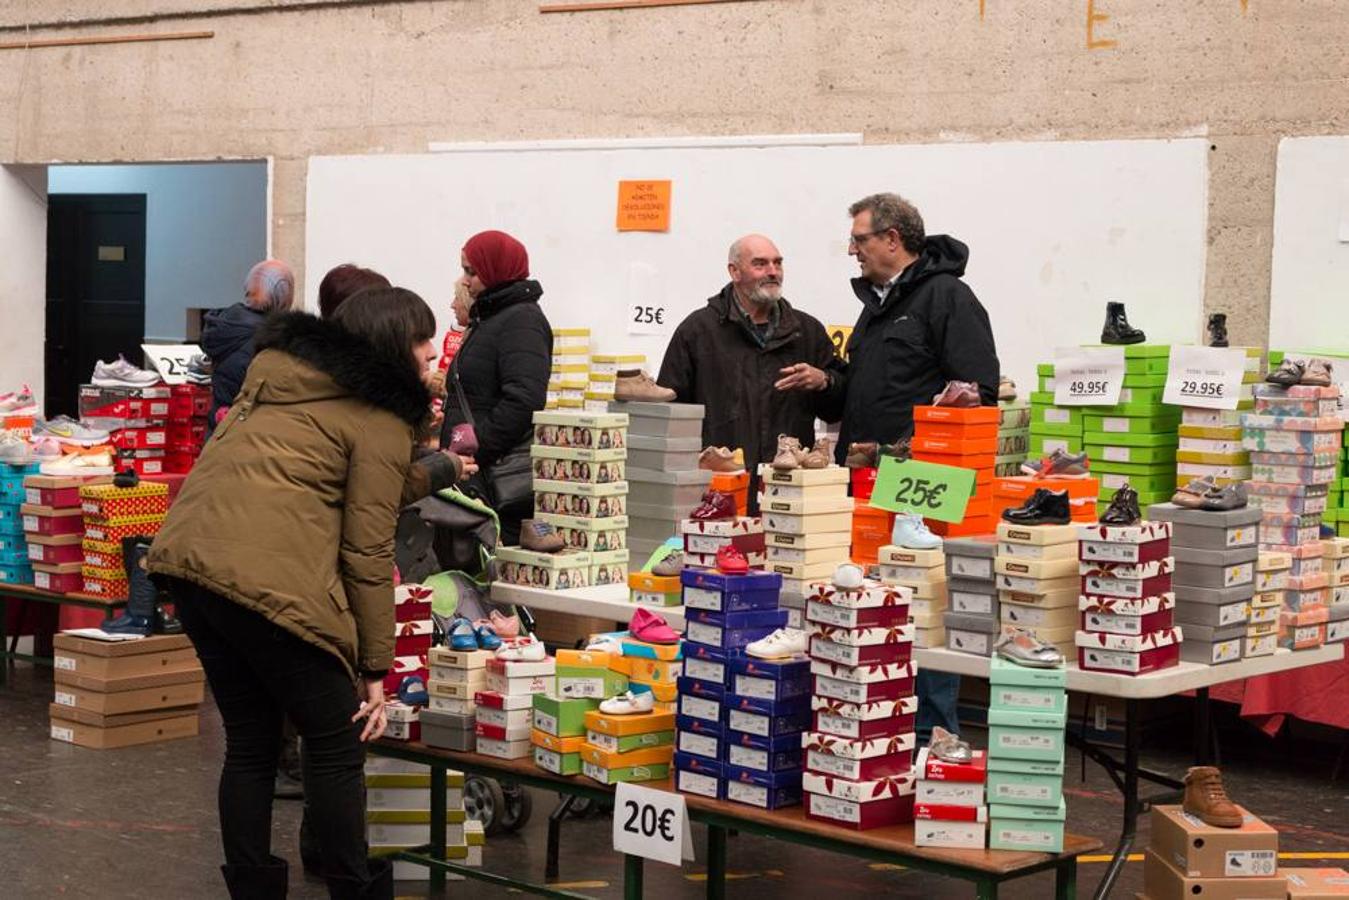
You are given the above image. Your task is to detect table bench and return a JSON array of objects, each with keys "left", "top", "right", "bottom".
[{"left": 0, "top": 583, "right": 126, "bottom": 685}]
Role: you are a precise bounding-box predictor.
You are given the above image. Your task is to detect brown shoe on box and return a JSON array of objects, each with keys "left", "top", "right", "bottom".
[
  {"left": 614, "top": 369, "right": 675, "bottom": 402},
  {"left": 1183, "top": 766, "right": 1243, "bottom": 828},
  {"left": 520, "top": 519, "right": 565, "bottom": 553}
]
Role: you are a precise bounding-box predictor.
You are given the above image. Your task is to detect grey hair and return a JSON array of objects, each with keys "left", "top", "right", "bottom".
[
  {"left": 727, "top": 238, "right": 744, "bottom": 265},
  {"left": 848, "top": 193, "right": 925, "bottom": 254},
  {"left": 244, "top": 259, "right": 296, "bottom": 311}
]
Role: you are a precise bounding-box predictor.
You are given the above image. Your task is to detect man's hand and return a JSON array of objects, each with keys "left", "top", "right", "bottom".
[
  {"left": 775, "top": 363, "right": 828, "bottom": 392},
  {"left": 457, "top": 454, "right": 479, "bottom": 480}
]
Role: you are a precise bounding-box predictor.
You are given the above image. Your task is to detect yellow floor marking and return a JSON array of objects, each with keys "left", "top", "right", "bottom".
[
  {"left": 685, "top": 870, "right": 776, "bottom": 882},
  {"left": 1078, "top": 852, "right": 1349, "bottom": 864},
  {"left": 546, "top": 881, "right": 611, "bottom": 889}
]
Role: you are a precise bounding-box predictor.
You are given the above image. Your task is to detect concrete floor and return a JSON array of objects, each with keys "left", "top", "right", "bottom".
[{"left": 5, "top": 662, "right": 1349, "bottom": 899}]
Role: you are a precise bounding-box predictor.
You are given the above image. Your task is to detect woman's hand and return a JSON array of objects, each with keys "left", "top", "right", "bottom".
[
  {"left": 458, "top": 455, "right": 479, "bottom": 480},
  {"left": 424, "top": 368, "right": 447, "bottom": 397},
  {"left": 352, "top": 676, "right": 387, "bottom": 742}
]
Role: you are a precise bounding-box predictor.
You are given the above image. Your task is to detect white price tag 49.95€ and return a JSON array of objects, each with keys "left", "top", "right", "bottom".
[
  {"left": 612, "top": 782, "right": 694, "bottom": 866},
  {"left": 1163, "top": 345, "right": 1246, "bottom": 410},
  {"left": 1054, "top": 346, "right": 1125, "bottom": 406}
]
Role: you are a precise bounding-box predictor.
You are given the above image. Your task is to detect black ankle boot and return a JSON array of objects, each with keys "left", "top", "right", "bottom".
[
  {"left": 325, "top": 857, "right": 394, "bottom": 900},
  {"left": 1101, "top": 301, "right": 1146, "bottom": 345},
  {"left": 222, "top": 854, "right": 288, "bottom": 900},
  {"left": 1001, "top": 488, "right": 1072, "bottom": 526},
  {"left": 1100, "top": 485, "right": 1142, "bottom": 526},
  {"left": 1208, "top": 313, "right": 1229, "bottom": 348},
  {"left": 101, "top": 536, "right": 155, "bottom": 636}
]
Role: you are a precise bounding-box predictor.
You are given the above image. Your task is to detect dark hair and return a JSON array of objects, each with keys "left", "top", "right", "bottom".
[
  {"left": 330, "top": 287, "right": 436, "bottom": 376},
  {"left": 318, "top": 264, "right": 392, "bottom": 319},
  {"left": 848, "top": 193, "right": 926, "bottom": 254}
]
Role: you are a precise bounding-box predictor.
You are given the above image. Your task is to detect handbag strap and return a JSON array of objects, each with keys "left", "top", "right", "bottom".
[{"left": 448, "top": 328, "right": 477, "bottom": 430}]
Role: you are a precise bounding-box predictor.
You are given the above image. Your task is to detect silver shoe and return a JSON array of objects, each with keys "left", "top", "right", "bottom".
[
  {"left": 928, "top": 726, "right": 973, "bottom": 763},
  {"left": 994, "top": 627, "right": 1065, "bottom": 669}
]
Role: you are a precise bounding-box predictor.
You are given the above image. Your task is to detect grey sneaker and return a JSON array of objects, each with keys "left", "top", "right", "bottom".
[
  {"left": 33, "top": 416, "right": 111, "bottom": 447},
  {"left": 92, "top": 355, "right": 161, "bottom": 388},
  {"left": 1023, "top": 449, "right": 1090, "bottom": 479},
  {"left": 994, "top": 627, "right": 1065, "bottom": 669},
  {"left": 651, "top": 551, "right": 683, "bottom": 577},
  {"left": 1198, "top": 482, "right": 1248, "bottom": 512},
  {"left": 1172, "top": 476, "right": 1218, "bottom": 509}
]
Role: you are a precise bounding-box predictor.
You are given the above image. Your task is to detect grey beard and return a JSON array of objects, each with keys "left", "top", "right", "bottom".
[{"left": 747, "top": 285, "right": 782, "bottom": 306}]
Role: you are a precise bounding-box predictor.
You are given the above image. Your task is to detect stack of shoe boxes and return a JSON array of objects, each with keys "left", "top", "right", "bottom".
[
  {"left": 0, "top": 463, "right": 39, "bottom": 586},
  {"left": 995, "top": 523, "right": 1080, "bottom": 658},
  {"left": 547, "top": 328, "right": 590, "bottom": 410},
  {"left": 50, "top": 632, "right": 204, "bottom": 748},
  {"left": 529, "top": 646, "right": 620, "bottom": 775},
  {"left": 722, "top": 654, "right": 811, "bottom": 810},
  {"left": 365, "top": 758, "right": 484, "bottom": 881},
  {"left": 877, "top": 543, "right": 948, "bottom": 650},
  {"left": 1334, "top": 424, "right": 1349, "bottom": 536},
  {"left": 382, "top": 701, "right": 420, "bottom": 742},
  {"left": 914, "top": 747, "right": 988, "bottom": 849},
  {"left": 382, "top": 583, "right": 432, "bottom": 700},
  {"left": 1173, "top": 348, "right": 1262, "bottom": 503},
  {"left": 911, "top": 404, "right": 1000, "bottom": 538},
  {"left": 80, "top": 383, "right": 171, "bottom": 478},
  {"left": 1144, "top": 805, "right": 1284, "bottom": 899},
  {"left": 1323, "top": 538, "right": 1349, "bottom": 645},
  {"left": 628, "top": 569, "right": 682, "bottom": 609},
  {"left": 1075, "top": 520, "right": 1182, "bottom": 675},
  {"left": 475, "top": 652, "right": 555, "bottom": 760},
  {"left": 680, "top": 514, "right": 765, "bottom": 572},
  {"left": 996, "top": 403, "right": 1032, "bottom": 478},
  {"left": 588, "top": 352, "right": 644, "bottom": 412},
  {"left": 582, "top": 706, "right": 676, "bottom": 785},
  {"left": 165, "top": 383, "right": 211, "bottom": 474},
  {"left": 849, "top": 500, "right": 894, "bottom": 567},
  {"left": 943, "top": 536, "right": 1001, "bottom": 657},
  {"left": 617, "top": 629, "right": 683, "bottom": 713},
  {"left": 1147, "top": 503, "right": 1264, "bottom": 661},
  {"left": 78, "top": 479, "right": 170, "bottom": 601},
  {"left": 801, "top": 576, "right": 918, "bottom": 830},
  {"left": 20, "top": 475, "right": 102, "bottom": 592},
  {"left": 421, "top": 645, "right": 491, "bottom": 752},
  {"left": 985, "top": 656, "right": 1067, "bottom": 852},
  {"left": 617, "top": 402, "right": 708, "bottom": 565},
  {"left": 759, "top": 464, "right": 853, "bottom": 613},
  {"left": 1256, "top": 551, "right": 1294, "bottom": 652},
  {"left": 1030, "top": 363, "right": 1084, "bottom": 460}
]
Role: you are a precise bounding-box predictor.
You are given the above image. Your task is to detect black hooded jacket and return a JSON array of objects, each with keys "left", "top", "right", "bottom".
[
  {"left": 201, "top": 302, "right": 266, "bottom": 432},
  {"left": 835, "top": 235, "right": 1000, "bottom": 460}
]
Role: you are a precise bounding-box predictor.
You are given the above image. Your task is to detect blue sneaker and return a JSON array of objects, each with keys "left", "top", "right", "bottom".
[
  {"left": 397, "top": 675, "right": 429, "bottom": 707},
  {"left": 448, "top": 617, "right": 477, "bottom": 650},
  {"left": 474, "top": 623, "right": 501, "bottom": 651}
]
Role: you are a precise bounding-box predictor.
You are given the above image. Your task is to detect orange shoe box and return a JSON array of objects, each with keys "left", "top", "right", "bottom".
[
  {"left": 914, "top": 406, "right": 1000, "bottom": 426},
  {"left": 911, "top": 450, "right": 997, "bottom": 471},
  {"left": 994, "top": 476, "right": 1100, "bottom": 502},
  {"left": 914, "top": 422, "right": 1000, "bottom": 441},
  {"left": 912, "top": 436, "right": 999, "bottom": 457},
  {"left": 929, "top": 517, "right": 999, "bottom": 538}
]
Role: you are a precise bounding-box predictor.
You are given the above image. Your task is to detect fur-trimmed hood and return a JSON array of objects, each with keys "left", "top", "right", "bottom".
[{"left": 253, "top": 312, "right": 431, "bottom": 428}]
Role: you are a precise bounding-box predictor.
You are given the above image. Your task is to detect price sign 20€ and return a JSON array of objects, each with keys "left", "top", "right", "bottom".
[
  {"left": 868, "top": 457, "right": 976, "bottom": 524},
  {"left": 612, "top": 783, "right": 693, "bottom": 866}
]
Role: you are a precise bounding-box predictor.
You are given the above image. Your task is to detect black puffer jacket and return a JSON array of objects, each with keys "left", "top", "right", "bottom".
[
  {"left": 439, "top": 279, "right": 552, "bottom": 469},
  {"left": 201, "top": 302, "right": 266, "bottom": 433},
  {"left": 835, "top": 235, "right": 1000, "bottom": 460}
]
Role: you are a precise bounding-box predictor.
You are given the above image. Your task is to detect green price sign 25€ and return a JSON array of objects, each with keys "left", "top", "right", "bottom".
[{"left": 868, "top": 457, "right": 977, "bottom": 524}]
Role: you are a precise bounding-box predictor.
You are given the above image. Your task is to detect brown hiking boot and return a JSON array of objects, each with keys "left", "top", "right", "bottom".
[
  {"left": 770, "top": 435, "right": 805, "bottom": 471},
  {"left": 801, "top": 437, "right": 832, "bottom": 469},
  {"left": 520, "top": 519, "right": 566, "bottom": 553},
  {"left": 614, "top": 369, "right": 676, "bottom": 402},
  {"left": 1183, "top": 766, "right": 1243, "bottom": 828},
  {"left": 845, "top": 442, "right": 878, "bottom": 469}
]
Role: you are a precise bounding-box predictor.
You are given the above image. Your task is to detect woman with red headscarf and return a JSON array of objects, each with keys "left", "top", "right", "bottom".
[{"left": 441, "top": 230, "right": 552, "bottom": 545}]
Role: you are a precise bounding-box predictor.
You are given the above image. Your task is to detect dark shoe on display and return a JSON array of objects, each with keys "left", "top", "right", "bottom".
[
  {"left": 993, "top": 627, "right": 1065, "bottom": 669},
  {"left": 689, "top": 489, "right": 736, "bottom": 521},
  {"left": 1207, "top": 313, "right": 1229, "bottom": 348},
  {"left": 1183, "top": 766, "right": 1243, "bottom": 828},
  {"left": 222, "top": 854, "right": 289, "bottom": 900},
  {"left": 100, "top": 537, "right": 155, "bottom": 636},
  {"left": 1100, "top": 301, "right": 1146, "bottom": 345},
  {"left": 1198, "top": 481, "right": 1248, "bottom": 512},
  {"left": 1302, "top": 358, "right": 1333, "bottom": 387},
  {"left": 113, "top": 467, "right": 139, "bottom": 489},
  {"left": 613, "top": 369, "right": 676, "bottom": 403},
  {"left": 845, "top": 442, "right": 879, "bottom": 469},
  {"left": 770, "top": 434, "right": 806, "bottom": 471},
  {"left": 998, "top": 376, "right": 1017, "bottom": 402},
  {"left": 1171, "top": 476, "right": 1218, "bottom": 509},
  {"left": 1266, "top": 358, "right": 1304, "bottom": 386},
  {"left": 932, "top": 380, "right": 981, "bottom": 408},
  {"left": 153, "top": 597, "right": 183, "bottom": 635},
  {"left": 1021, "top": 449, "right": 1090, "bottom": 479},
  {"left": 801, "top": 437, "right": 832, "bottom": 469},
  {"left": 1000, "top": 488, "right": 1071, "bottom": 526},
  {"left": 881, "top": 438, "right": 912, "bottom": 462},
  {"left": 520, "top": 519, "right": 565, "bottom": 553},
  {"left": 1100, "top": 484, "right": 1142, "bottom": 526}
]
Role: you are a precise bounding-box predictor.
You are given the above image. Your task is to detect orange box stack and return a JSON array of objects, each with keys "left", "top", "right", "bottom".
[
  {"left": 912, "top": 406, "right": 1000, "bottom": 538},
  {"left": 708, "top": 470, "right": 751, "bottom": 517},
  {"left": 992, "top": 475, "right": 1099, "bottom": 524},
  {"left": 850, "top": 502, "right": 894, "bottom": 565}
]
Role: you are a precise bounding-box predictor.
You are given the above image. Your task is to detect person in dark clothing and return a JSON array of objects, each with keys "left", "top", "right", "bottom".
[
  {"left": 439, "top": 230, "right": 551, "bottom": 546},
  {"left": 201, "top": 259, "right": 296, "bottom": 436},
  {"left": 787, "top": 193, "right": 1000, "bottom": 747},
  {"left": 658, "top": 234, "right": 845, "bottom": 510}
]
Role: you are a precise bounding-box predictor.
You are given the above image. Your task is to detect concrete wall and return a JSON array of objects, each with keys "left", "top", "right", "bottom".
[
  {"left": 49, "top": 162, "right": 269, "bottom": 341},
  {"left": 2, "top": 1, "right": 1348, "bottom": 347},
  {"left": 0, "top": 166, "right": 48, "bottom": 399}
]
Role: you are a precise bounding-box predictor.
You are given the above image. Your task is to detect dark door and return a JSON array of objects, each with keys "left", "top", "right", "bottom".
[{"left": 45, "top": 194, "right": 147, "bottom": 418}]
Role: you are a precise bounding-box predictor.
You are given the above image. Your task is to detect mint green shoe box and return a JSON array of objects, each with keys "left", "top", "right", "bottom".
[
  {"left": 1086, "top": 443, "right": 1176, "bottom": 465},
  {"left": 533, "top": 694, "right": 601, "bottom": 737},
  {"left": 989, "top": 682, "right": 1068, "bottom": 716},
  {"left": 988, "top": 706, "right": 1068, "bottom": 731},
  {"left": 1029, "top": 432, "right": 1083, "bottom": 456},
  {"left": 987, "top": 711, "right": 1068, "bottom": 763},
  {"left": 989, "top": 655, "right": 1067, "bottom": 688},
  {"left": 986, "top": 765, "right": 1065, "bottom": 808},
  {"left": 988, "top": 800, "right": 1067, "bottom": 852}
]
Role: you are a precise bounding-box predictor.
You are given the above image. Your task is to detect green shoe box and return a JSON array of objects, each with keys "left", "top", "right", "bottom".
[
  {"left": 1086, "top": 444, "right": 1177, "bottom": 465},
  {"left": 988, "top": 802, "right": 1067, "bottom": 852},
  {"left": 989, "top": 655, "right": 1067, "bottom": 688},
  {"left": 989, "top": 682, "right": 1069, "bottom": 716},
  {"left": 1029, "top": 433, "right": 1083, "bottom": 456},
  {"left": 581, "top": 760, "right": 670, "bottom": 785},
  {"left": 988, "top": 706, "right": 1068, "bottom": 732},
  {"left": 1084, "top": 413, "right": 1180, "bottom": 435},
  {"left": 533, "top": 745, "right": 584, "bottom": 776},
  {"left": 1031, "top": 404, "right": 1084, "bottom": 430},
  {"left": 1036, "top": 363, "right": 1056, "bottom": 378},
  {"left": 985, "top": 769, "right": 1065, "bottom": 809},
  {"left": 1091, "top": 459, "right": 1178, "bottom": 478},
  {"left": 553, "top": 666, "right": 627, "bottom": 703},
  {"left": 987, "top": 723, "right": 1067, "bottom": 763},
  {"left": 1098, "top": 485, "right": 1173, "bottom": 505},
  {"left": 586, "top": 728, "right": 675, "bottom": 754},
  {"left": 1083, "top": 430, "right": 1178, "bottom": 448},
  {"left": 1339, "top": 523, "right": 1349, "bottom": 538},
  {"left": 1091, "top": 401, "right": 1176, "bottom": 418},
  {"left": 1116, "top": 385, "right": 1166, "bottom": 405},
  {"left": 1125, "top": 357, "right": 1169, "bottom": 375},
  {"left": 1122, "top": 372, "right": 1167, "bottom": 388},
  {"left": 533, "top": 694, "right": 601, "bottom": 737},
  {"left": 1078, "top": 343, "right": 1170, "bottom": 359},
  {"left": 1095, "top": 470, "right": 1176, "bottom": 495}
]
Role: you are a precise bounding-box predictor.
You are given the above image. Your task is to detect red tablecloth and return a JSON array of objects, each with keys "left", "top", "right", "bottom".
[{"left": 1209, "top": 650, "right": 1349, "bottom": 735}]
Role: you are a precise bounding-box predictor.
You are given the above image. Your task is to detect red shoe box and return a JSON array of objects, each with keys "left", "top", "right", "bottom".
[
  {"left": 1079, "top": 558, "right": 1175, "bottom": 600},
  {"left": 382, "top": 655, "right": 429, "bottom": 696},
  {"left": 110, "top": 427, "right": 168, "bottom": 451},
  {"left": 813, "top": 707, "right": 914, "bottom": 741},
  {"left": 394, "top": 602, "right": 432, "bottom": 623},
  {"left": 916, "top": 747, "right": 988, "bottom": 782},
  {"left": 79, "top": 384, "right": 171, "bottom": 421},
  {"left": 116, "top": 454, "right": 167, "bottom": 477},
  {"left": 167, "top": 421, "right": 207, "bottom": 446},
  {"left": 84, "top": 518, "right": 163, "bottom": 543},
  {"left": 803, "top": 770, "right": 916, "bottom": 830},
  {"left": 24, "top": 474, "right": 108, "bottom": 508},
  {"left": 164, "top": 452, "right": 198, "bottom": 475},
  {"left": 682, "top": 530, "right": 766, "bottom": 557},
  {"left": 168, "top": 385, "right": 211, "bottom": 419},
  {"left": 809, "top": 626, "right": 914, "bottom": 668},
  {"left": 33, "top": 564, "right": 84, "bottom": 594},
  {"left": 82, "top": 539, "right": 124, "bottom": 570},
  {"left": 804, "top": 730, "right": 916, "bottom": 780},
  {"left": 394, "top": 619, "right": 433, "bottom": 657},
  {"left": 850, "top": 467, "right": 878, "bottom": 501},
  {"left": 25, "top": 534, "right": 84, "bottom": 565},
  {"left": 914, "top": 802, "right": 988, "bottom": 823},
  {"left": 811, "top": 657, "right": 915, "bottom": 692},
  {"left": 806, "top": 598, "right": 910, "bottom": 630},
  {"left": 21, "top": 504, "right": 84, "bottom": 537},
  {"left": 1079, "top": 594, "right": 1175, "bottom": 636},
  {"left": 1076, "top": 627, "right": 1182, "bottom": 675}
]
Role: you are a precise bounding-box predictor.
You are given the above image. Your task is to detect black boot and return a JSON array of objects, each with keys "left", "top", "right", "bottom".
[
  {"left": 1100, "top": 484, "right": 1142, "bottom": 526},
  {"left": 101, "top": 537, "right": 155, "bottom": 636},
  {"left": 1101, "top": 301, "right": 1146, "bottom": 345},
  {"left": 222, "top": 854, "right": 288, "bottom": 900},
  {"left": 1208, "top": 313, "right": 1229, "bottom": 348},
  {"left": 1001, "top": 488, "right": 1072, "bottom": 526},
  {"left": 153, "top": 595, "right": 183, "bottom": 634},
  {"left": 325, "top": 857, "right": 394, "bottom": 900}
]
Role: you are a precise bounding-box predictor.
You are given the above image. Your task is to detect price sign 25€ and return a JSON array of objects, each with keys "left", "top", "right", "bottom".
[{"left": 868, "top": 457, "right": 977, "bottom": 524}]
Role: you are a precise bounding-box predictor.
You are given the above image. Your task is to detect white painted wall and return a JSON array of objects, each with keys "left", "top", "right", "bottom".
[
  {"left": 0, "top": 165, "right": 48, "bottom": 400},
  {"left": 48, "top": 162, "right": 269, "bottom": 341}
]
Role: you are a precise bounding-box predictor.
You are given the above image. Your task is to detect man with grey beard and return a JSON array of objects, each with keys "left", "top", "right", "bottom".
[{"left": 658, "top": 234, "right": 845, "bottom": 512}]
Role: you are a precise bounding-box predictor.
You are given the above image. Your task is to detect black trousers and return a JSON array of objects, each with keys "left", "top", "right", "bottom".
[{"left": 173, "top": 580, "right": 372, "bottom": 885}]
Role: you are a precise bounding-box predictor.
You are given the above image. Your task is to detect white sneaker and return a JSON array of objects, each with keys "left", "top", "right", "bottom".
[
  {"left": 92, "top": 356, "right": 161, "bottom": 388},
  {"left": 585, "top": 635, "right": 625, "bottom": 656},
  {"left": 0, "top": 385, "right": 39, "bottom": 417},
  {"left": 599, "top": 689, "right": 655, "bottom": 715},
  {"left": 40, "top": 449, "right": 116, "bottom": 476},
  {"left": 0, "top": 430, "right": 32, "bottom": 464},
  {"left": 832, "top": 562, "right": 865, "bottom": 590},
  {"left": 746, "top": 627, "right": 809, "bottom": 660},
  {"left": 494, "top": 635, "right": 546, "bottom": 662}
]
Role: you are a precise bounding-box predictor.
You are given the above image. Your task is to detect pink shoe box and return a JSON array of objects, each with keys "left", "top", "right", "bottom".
[
  {"left": 1252, "top": 464, "right": 1337, "bottom": 485},
  {"left": 1279, "top": 608, "right": 1328, "bottom": 650},
  {"left": 1261, "top": 511, "right": 1324, "bottom": 532},
  {"left": 1284, "top": 587, "right": 1329, "bottom": 613},
  {"left": 1286, "top": 570, "right": 1329, "bottom": 591},
  {"left": 32, "top": 564, "right": 84, "bottom": 594},
  {"left": 1264, "top": 541, "right": 1327, "bottom": 558},
  {"left": 26, "top": 536, "right": 84, "bottom": 565},
  {"left": 1289, "top": 555, "right": 1324, "bottom": 578},
  {"left": 811, "top": 695, "right": 917, "bottom": 741},
  {"left": 808, "top": 624, "right": 914, "bottom": 668},
  {"left": 1250, "top": 449, "right": 1340, "bottom": 470},
  {"left": 24, "top": 475, "right": 98, "bottom": 508},
  {"left": 805, "top": 579, "right": 914, "bottom": 610},
  {"left": 21, "top": 504, "right": 84, "bottom": 537},
  {"left": 1261, "top": 524, "right": 1321, "bottom": 547},
  {"left": 1079, "top": 558, "right": 1175, "bottom": 599},
  {"left": 1078, "top": 593, "right": 1175, "bottom": 636},
  {"left": 806, "top": 597, "right": 910, "bottom": 629},
  {"left": 1075, "top": 627, "right": 1183, "bottom": 675},
  {"left": 803, "top": 770, "right": 916, "bottom": 830}
]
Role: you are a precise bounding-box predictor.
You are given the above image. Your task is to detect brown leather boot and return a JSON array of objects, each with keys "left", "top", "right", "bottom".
[
  {"left": 770, "top": 435, "right": 805, "bottom": 471},
  {"left": 614, "top": 369, "right": 676, "bottom": 402},
  {"left": 1183, "top": 766, "right": 1243, "bottom": 828},
  {"left": 801, "top": 436, "right": 832, "bottom": 469}
]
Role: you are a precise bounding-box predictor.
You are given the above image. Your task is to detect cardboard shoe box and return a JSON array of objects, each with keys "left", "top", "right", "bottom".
[
  {"left": 1143, "top": 849, "right": 1284, "bottom": 898},
  {"left": 1149, "top": 805, "right": 1279, "bottom": 879},
  {"left": 52, "top": 633, "right": 201, "bottom": 688}
]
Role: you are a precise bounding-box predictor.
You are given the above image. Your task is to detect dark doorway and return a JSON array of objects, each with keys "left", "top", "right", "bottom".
[{"left": 45, "top": 194, "right": 147, "bottom": 418}]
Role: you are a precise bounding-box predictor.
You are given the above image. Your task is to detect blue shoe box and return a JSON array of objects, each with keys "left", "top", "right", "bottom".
[
  {"left": 682, "top": 644, "right": 734, "bottom": 686},
  {"left": 680, "top": 569, "right": 783, "bottom": 615},
  {"left": 676, "top": 676, "right": 725, "bottom": 724},
  {"left": 0, "top": 533, "right": 23, "bottom": 554},
  {"left": 0, "top": 463, "right": 40, "bottom": 502},
  {"left": 728, "top": 655, "right": 811, "bottom": 702},
  {"left": 724, "top": 763, "right": 803, "bottom": 809},
  {"left": 0, "top": 562, "right": 34, "bottom": 584},
  {"left": 675, "top": 714, "right": 727, "bottom": 761},
  {"left": 724, "top": 693, "right": 811, "bottom": 737},
  {"left": 673, "top": 751, "right": 725, "bottom": 799},
  {"left": 724, "top": 729, "right": 804, "bottom": 773},
  {"left": 0, "top": 503, "right": 24, "bottom": 535},
  {"left": 685, "top": 608, "right": 787, "bottom": 650}
]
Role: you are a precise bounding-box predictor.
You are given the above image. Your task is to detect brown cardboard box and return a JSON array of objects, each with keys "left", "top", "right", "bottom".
[
  {"left": 52, "top": 678, "right": 204, "bottom": 715},
  {"left": 49, "top": 703, "right": 198, "bottom": 729},
  {"left": 1283, "top": 868, "right": 1349, "bottom": 898},
  {"left": 55, "top": 665, "right": 205, "bottom": 694},
  {"left": 1150, "top": 805, "right": 1279, "bottom": 879},
  {"left": 531, "top": 612, "right": 617, "bottom": 650},
  {"left": 1143, "top": 850, "right": 1285, "bottom": 899},
  {"left": 49, "top": 711, "right": 199, "bottom": 749},
  {"left": 52, "top": 633, "right": 200, "bottom": 682}
]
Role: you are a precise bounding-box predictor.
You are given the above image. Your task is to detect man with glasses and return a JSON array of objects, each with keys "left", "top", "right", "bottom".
[{"left": 782, "top": 193, "right": 999, "bottom": 742}]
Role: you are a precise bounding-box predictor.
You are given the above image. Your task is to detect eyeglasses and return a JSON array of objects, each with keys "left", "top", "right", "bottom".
[{"left": 848, "top": 230, "right": 887, "bottom": 247}]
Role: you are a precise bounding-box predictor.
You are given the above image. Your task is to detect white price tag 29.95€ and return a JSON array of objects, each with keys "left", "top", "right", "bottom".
[
  {"left": 1163, "top": 345, "right": 1246, "bottom": 410},
  {"left": 1054, "top": 346, "right": 1125, "bottom": 407},
  {"left": 612, "top": 782, "right": 694, "bottom": 866}
]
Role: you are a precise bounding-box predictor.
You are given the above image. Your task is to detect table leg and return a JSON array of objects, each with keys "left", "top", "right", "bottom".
[
  {"left": 706, "top": 824, "right": 727, "bottom": 900},
  {"left": 623, "top": 854, "right": 644, "bottom": 900},
  {"left": 1194, "top": 687, "right": 1212, "bottom": 766},
  {"left": 975, "top": 876, "right": 999, "bottom": 899},
  {"left": 546, "top": 794, "right": 576, "bottom": 879},
  {"left": 1094, "top": 697, "right": 1139, "bottom": 900},
  {"left": 0, "top": 594, "right": 7, "bottom": 686},
  {"left": 1056, "top": 857, "right": 1078, "bottom": 900},
  {"left": 430, "top": 764, "right": 446, "bottom": 894}
]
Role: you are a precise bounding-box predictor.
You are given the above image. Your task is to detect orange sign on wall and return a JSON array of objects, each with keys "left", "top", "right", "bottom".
[{"left": 616, "top": 180, "right": 672, "bottom": 232}]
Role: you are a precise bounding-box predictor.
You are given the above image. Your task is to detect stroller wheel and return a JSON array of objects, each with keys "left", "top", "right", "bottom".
[
  {"left": 500, "top": 782, "right": 533, "bottom": 832},
  {"left": 464, "top": 775, "right": 507, "bottom": 836}
]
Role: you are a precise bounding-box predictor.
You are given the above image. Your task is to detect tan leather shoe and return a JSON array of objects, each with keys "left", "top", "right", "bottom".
[
  {"left": 520, "top": 519, "right": 565, "bottom": 553},
  {"left": 770, "top": 435, "right": 805, "bottom": 471},
  {"left": 698, "top": 446, "right": 745, "bottom": 473},
  {"left": 614, "top": 369, "right": 676, "bottom": 402},
  {"left": 1183, "top": 766, "right": 1243, "bottom": 828},
  {"left": 801, "top": 437, "right": 832, "bottom": 469}
]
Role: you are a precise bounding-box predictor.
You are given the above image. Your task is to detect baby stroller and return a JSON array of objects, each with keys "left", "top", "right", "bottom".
[{"left": 395, "top": 487, "right": 534, "bottom": 836}]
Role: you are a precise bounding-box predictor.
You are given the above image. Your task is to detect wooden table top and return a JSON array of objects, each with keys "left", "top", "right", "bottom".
[{"left": 0, "top": 582, "right": 125, "bottom": 607}]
